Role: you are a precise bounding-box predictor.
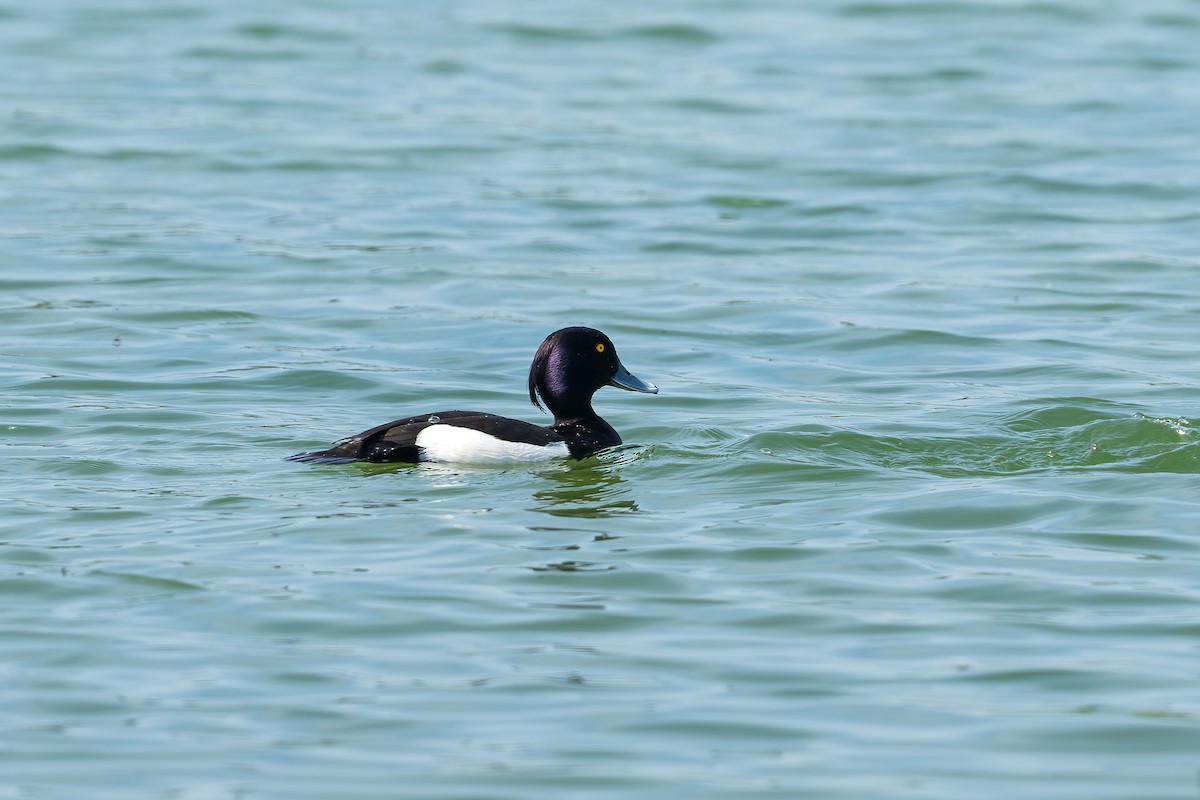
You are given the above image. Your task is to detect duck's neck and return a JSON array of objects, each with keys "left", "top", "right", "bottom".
[{"left": 549, "top": 410, "right": 621, "bottom": 459}]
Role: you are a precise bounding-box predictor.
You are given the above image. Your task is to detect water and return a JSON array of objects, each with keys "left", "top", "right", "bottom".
[{"left": 3, "top": 1, "right": 1200, "bottom": 798}]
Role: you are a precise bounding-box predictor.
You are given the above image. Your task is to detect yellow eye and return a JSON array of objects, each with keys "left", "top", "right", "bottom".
[{"left": 595, "top": 343, "right": 606, "bottom": 353}]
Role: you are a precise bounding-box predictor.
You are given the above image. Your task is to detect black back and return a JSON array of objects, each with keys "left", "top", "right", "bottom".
[{"left": 287, "top": 411, "right": 565, "bottom": 463}]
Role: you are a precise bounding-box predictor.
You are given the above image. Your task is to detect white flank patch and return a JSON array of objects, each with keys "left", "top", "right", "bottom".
[{"left": 415, "top": 424, "right": 570, "bottom": 464}]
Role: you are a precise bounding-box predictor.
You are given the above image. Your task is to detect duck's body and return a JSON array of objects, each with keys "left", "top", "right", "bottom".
[
  {"left": 288, "top": 327, "right": 657, "bottom": 465},
  {"left": 289, "top": 410, "right": 573, "bottom": 464}
]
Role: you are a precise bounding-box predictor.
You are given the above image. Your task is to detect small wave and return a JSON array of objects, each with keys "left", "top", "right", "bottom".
[
  {"left": 491, "top": 21, "right": 719, "bottom": 45},
  {"left": 727, "top": 402, "right": 1198, "bottom": 476},
  {"left": 839, "top": 1, "right": 1094, "bottom": 22},
  {"left": 623, "top": 24, "right": 718, "bottom": 45},
  {"left": 489, "top": 22, "right": 599, "bottom": 42}
]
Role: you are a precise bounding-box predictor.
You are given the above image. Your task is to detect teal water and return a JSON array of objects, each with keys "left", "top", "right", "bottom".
[{"left": 4, "top": 2, "right": 1200, "bottom": 798}]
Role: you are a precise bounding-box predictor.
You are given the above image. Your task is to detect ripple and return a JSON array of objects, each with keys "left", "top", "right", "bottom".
[
  {"left": 234, "top": 23, "right": 351, "bottom": 43},
  {"left": 666, "top": 98, "right": 762, "bottom": 115},
  {"left": 729, "top": 402, "right": 1198, "bottom": 477},
  {"left": 623, "top": 24, "right": 718, "bottom": 45},
  {"left": 184, "top": 46, "right": 307, "bottom": 61},
  {"left": 0, "top": 144, "right": 71, "bottom": 161},
  {"left": 839, "top": 1, "right": 1094, "bottom": 21},
  {"left": 705, "top": 195, "right": 789, "bottom": 210},
  {"left": 490, "top": 23, "right": 599, "bottom": 42}
]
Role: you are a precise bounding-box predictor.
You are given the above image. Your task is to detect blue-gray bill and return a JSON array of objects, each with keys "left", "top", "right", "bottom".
[{"left": 609, "top": 363, "right": 658, "bottom": 394}]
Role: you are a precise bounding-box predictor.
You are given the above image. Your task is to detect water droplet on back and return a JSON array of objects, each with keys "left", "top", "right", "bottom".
[{"left": 428, "top": 415, "right": 440, "bottom": 424}]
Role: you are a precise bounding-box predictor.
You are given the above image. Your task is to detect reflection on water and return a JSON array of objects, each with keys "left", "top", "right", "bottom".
[{"left": 530, "top": 446, "right": 648, "bottom": 519}]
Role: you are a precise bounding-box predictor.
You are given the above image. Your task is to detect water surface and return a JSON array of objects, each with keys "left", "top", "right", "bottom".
[{"left": 3, "top": 1, "right": 1200, "bottom": 798}]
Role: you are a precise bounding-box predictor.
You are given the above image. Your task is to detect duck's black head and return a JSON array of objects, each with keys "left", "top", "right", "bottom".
[{"left": 528, "top": 326, "right": 658, "bottom": 421}]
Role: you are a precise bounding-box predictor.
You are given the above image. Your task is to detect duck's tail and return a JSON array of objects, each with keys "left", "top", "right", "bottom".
[{"left": 285, "top": 448, "right": 358, "bottom": 464}]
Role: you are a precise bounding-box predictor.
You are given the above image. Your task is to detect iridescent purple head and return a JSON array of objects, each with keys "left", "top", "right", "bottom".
[{"left": 527, "top": 326, "right": 657, "bottom": 419}]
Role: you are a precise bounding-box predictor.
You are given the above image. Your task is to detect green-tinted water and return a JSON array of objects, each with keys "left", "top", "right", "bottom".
[{"left": 4, "top": 2, "right": 1199, "bottom": 798}]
